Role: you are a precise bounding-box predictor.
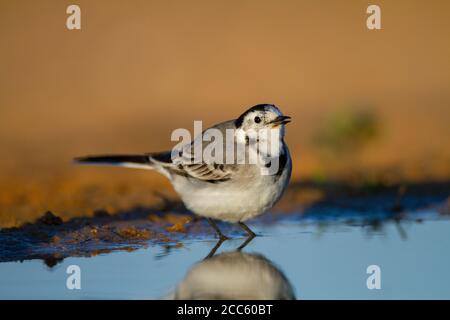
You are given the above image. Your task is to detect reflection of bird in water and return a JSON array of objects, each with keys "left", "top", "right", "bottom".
[{"left": 172, "top": 250, "right": 296, "bottom": 300}]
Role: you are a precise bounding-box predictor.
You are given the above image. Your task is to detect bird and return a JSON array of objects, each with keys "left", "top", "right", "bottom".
[
  {"left": 75, "top": 104, "right": 292, "bottom": 240},
  {"left": 171, "top": 250, "right": 295, "bottom": 300}
]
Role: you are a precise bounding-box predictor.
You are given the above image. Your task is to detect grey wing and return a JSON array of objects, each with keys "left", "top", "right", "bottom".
[
  {"left": 181, "top": 163, "right": 233, "bottom": 182},
  {"left": 149, "top": 150, "right": 235, "bottom": 183},
  {"left": 148, "top": 120, "right": 238, "bottom": 182}
]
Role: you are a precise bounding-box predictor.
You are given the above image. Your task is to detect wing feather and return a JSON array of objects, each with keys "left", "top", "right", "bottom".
[{"left": 148, "top": 120, "right": 239, "bottom": 183}]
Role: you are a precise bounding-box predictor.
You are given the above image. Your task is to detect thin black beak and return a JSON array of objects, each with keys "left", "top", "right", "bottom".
[{"left": 270, "top": 115, "right": 291, "bottom": 125}]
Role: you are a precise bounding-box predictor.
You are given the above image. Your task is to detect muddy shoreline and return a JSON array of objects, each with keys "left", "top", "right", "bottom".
[{"left": 1, "top": 180, "right": 448, "bottom": 267}]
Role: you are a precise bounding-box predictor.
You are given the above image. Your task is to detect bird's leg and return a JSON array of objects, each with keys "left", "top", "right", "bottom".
[
  {"left": 204, "top": 238, "right": 226, "bottom": 260},
  {"left": 207, "top": 218, "right": 229, "bottom": 241},
  {"left": 238, "top": 222, "right": 256, "bottom": 238},
  {"left": 237, "top": 222, "right": 256, "bottom": 251}
]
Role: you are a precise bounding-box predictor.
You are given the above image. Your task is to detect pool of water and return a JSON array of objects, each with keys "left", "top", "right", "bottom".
[{"left": 1, "top": 209, "right": 449, "bottom": 299}]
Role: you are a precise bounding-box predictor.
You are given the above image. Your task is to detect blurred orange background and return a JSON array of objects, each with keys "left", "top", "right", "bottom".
[{"left": 1, "top": 0, "right": 449, "bottom": 226}]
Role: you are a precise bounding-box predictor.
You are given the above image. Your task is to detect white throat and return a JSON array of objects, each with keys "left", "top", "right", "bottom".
[{"left": 235, "top": 127, "right": 284, "bottom": 159}]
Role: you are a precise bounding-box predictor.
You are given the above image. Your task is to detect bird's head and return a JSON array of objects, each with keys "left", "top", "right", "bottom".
[
  {"left": 234, "top": 104, "right": 291, "bottom": 160},
  {"left": 234, "top": 104, "right": 291, "bottom": 136},
  {"left": 235, "top": 104, "right": 291, "bottom": 131}
]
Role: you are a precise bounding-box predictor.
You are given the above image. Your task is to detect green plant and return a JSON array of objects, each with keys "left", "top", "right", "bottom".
[{"left": 314, "top": 108, "right": 379, "bottom": 153}]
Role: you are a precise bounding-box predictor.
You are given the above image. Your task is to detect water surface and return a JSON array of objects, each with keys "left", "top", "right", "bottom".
[{"left": 1, "top": 208, "right": 449, "bottom": 299}]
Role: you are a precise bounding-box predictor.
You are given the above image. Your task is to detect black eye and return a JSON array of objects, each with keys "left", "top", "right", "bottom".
[{"left": 254, "top": 116, "right": 261, "bottom": 123}]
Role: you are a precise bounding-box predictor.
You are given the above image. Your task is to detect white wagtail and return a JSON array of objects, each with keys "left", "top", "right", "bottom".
[{"left": 75, "top": 104, "right": 292, "bottom": 240}]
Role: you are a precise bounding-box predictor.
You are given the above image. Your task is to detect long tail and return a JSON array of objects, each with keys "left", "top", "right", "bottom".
[{"left": 74, "top": 154, "right": 153, "bottom": 170}]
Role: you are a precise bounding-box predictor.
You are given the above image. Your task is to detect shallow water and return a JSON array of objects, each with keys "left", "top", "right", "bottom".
[{"left": 1, "top": 208, "right": 449, "bottom": 299}]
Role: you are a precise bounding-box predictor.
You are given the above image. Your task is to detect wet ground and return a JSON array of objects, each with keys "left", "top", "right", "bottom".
[{"left": 0, "top": 181, "right": 449, "bottom": 299}]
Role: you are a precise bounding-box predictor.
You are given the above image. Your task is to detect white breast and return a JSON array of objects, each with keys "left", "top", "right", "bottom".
[{"left": 171, "top": 152, "right": 291, "bottom": 223}]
